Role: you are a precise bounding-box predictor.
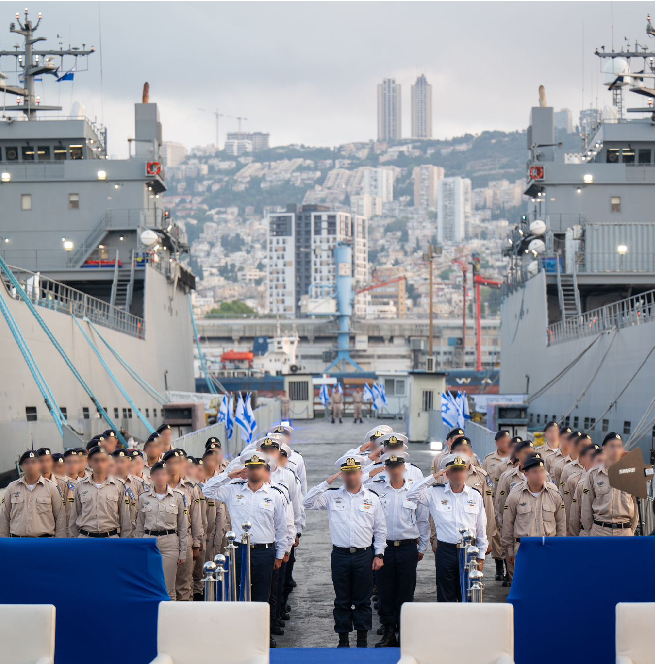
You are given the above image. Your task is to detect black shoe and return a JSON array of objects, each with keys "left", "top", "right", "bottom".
[
  {"left": 280, "top": 612, "right": 291, "bottom": 621},
  {"left": 271, "top": 624, "right": 284, "bottom": 636},
  {"left": 192, "top": 593, "right": 204, "bottom": 602},
  {"left": 270, "top": 637, "right": 277, "bottom": 648},
  {"left": 495, "top": 559, "right": 504, "bottom": 581},
  {"left": 502, "top": 576, "right": 511, "bottom": 587},
  {"left": 339, "top": 418, "right": 343, "bottom": 423},
  {"left": 356, "top": 630, "right": 368, "bottom": 648},
  {"left": 376, "top": 626, "right": 385, "bottom": 636},
  {"left": 331, "top": 418, "right": 335, "bottom": 424},
  {"left": 375, "top": 626, "right": 398, "bottom": 648},
  {"left": 337, "top": 633, "right": 350, "bottom": 648},
  {"left": 286, "top": 604, "right": 291, "bottom": 612},
  {"left": 278, "top": 619, "right": 285, "bottom": 627}
]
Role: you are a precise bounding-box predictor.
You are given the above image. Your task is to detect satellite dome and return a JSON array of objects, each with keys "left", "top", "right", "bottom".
[
  {"left": 528, "top": 239, "right": 546, "bottom": 254},
  {"left": 140, "top": 229, "right": 159, "bottom": 247},
  {"left": 530, "top": 219, "right": 547, "bottom": 236},
  {"left": 603, "top": 58, "right": 630, "bottom": 86}
]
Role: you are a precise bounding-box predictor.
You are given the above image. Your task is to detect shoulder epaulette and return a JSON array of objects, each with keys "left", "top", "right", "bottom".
[
  {"left": 327, "top": 487, "right": 339, "bottom": 490},
  {"left": 233, "top": 480, "right": 246, "bottom": 485},
  {"left": 431, "top": 483, "right": 446, "bottom": 488},
  {"left": 366, "top": 488, "right": 379, "bottom": 497},
  {"left": 409, "top": 463, "right": 420, "bottom": 469},
  {"left": 270, "top": 485, "right": 284, "bottom": 495},
  {"left": 294, "top": 450, "right": 302, "bottom": 456},
  {"left": 372, "top": 478, "right": 385, "bottom": 483},
  {"left": 470, "top": 486, "right": 482, "bottom": 495}
]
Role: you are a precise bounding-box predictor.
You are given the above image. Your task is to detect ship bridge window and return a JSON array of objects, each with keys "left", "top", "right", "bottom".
[
  {"left": 623, "top": 421, "right": 631, "bottom": 435},
  {"left": 69, "top": 144, "right": 84, "bottom": 160},
  {"left": 25, "top": 406, "right": 37, "bottom": 422},
  {"left": 54, "top": 147, "right": 67, "bottom": 161},
  {"left": 621, "top": 149, "right": 635, "bottom": 164},
  {"left": 21, "top": 146, "right": 35, "bottom": 161},
  {"left": 611, "top": 196, "right": 621, "bottom": 213},
  {"left": 37, "top": 146, "right": 50, "bottom": 162},
  {"left": 638, "top": 149, "right": 652, "bottom": 164},
  {"left": 21, "top": 194, "right": 32, "bottom": 211},
  {"left": 69, "top": 193, "right": 80, "bottom": 210},
  {"left": 607, "top": 149, "right": 620, "bottom": 163}
]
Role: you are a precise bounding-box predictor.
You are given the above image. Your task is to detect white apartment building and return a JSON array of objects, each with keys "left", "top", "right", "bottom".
[
  {"left": 267, "top": 212, "right": 296, "bottom": 316},
  {"left": 413, "top": 165, "right": 445, "bottom": 209},
  {"left": 411, "top": 74, "right": 432, "bottom": 139},
  {"left": 437, "top": 177, "right": 472, "bottom": 243},
  {"left": 161, "top": 141, "right": 187, "bottom": 167},
  {"left": 351, "top": 194, "right": 383, "bottom": 219},
  {"left": 362, "top": 167, "right": 395, "bottom": 203},
  {"left": 377, "top": 78, "right": 402, "bottom": 142}
]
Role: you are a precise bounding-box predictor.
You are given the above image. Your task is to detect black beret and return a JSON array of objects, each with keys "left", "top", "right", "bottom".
[
  {"left": 495, "top": 430, "right": 510, "bottom": 440},
  {"left": 447, "top": 428, "right": 465, "bottom": 439},
  {"left": 102, "top": 430, "right": 118, "bottom": 439},
  {"left": 157, "top": 424, "right": 171, "bottom": 434},
  {"left": 76, "top": 448, "right": 87, "bottom": 456},
  {"left": 510, "top": 436, "right": 523, "bottom": 445},
  {"left": 544, "top": 420, "right": 559, "bottom": 431},
  {"left": 575, "top": 434, "right": 592, "bottom": 445},
  {"left": 19, "top": 450, "right": 38, "bottom": 464},
  {"left": 515, "top": 440, "right": 535, "bottom": 453},
  {"left": 87, "top": 445, "right": 107, "bottom": 459},
  {"left": 63, "top": 448, "right": 80, "bottom": 458},
  {"left": 52, "top": 453, "right": 65, "bottom": 464},
  {"left": 568, "top": 430, "right": 583, "bottom": 440},
  {"left": 602, "top": 432, "right": 623, "bottom": 446},
  {"left": 581, "top": 442, "right": 601, "bottom": 456},
  {"left": 523, "top": 455, "right": 546, "bottom": 472},
  {"left": 205, "top": 437, "right": 221, "bottom": 449},
  {"left": 144, "top": 433, "right": 160, "bottom": 447},
  {"left": 559, "top": 426, "right": 572, "bottom": 435},
  {"left": 150, "top": 461, "right": 167, "bottom": 474},
  {"left": 192, "top": 458, "right": 203, "bottom": 466},
  {"left": 162, "top": 449, "right": 185, "bottom": 462},
  {"left": 126, "top": 449, "right": 142, "bottom": 460},
  {"left": 35, "top": 447, "right": 52, "bottom": 457},
  {"left": 111, "top": 449, "right": 130, "bottom": 459},
  {"left": 451, "top": 436, "right": 472, "bottom": 450},
  {"left": 86, "top": 436, "right": 105, "bottom": 450}
]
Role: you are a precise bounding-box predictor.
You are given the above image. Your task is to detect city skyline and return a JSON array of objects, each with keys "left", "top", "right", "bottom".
[{"left": 6, "top": 2, "right": 650, "bottom": 156}]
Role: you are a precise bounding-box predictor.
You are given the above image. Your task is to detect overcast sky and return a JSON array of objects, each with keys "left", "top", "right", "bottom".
[{"left": 4, "top": 2, "right": 651, "bottom": 155}]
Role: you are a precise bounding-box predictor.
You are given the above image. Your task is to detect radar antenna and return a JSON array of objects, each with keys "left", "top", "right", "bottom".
[{"left": 0, "top": 8, "right": 95, "bottom": 119}]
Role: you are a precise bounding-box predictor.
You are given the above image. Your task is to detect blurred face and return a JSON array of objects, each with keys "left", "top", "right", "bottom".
[
  {"left": 185, "top": 460, "right": 195, "bottom": 477},
  {"left": 247, "top": 465, "right": 267, "bottom": 484},
  {"left": 145, "top": 440, "right": 162, "bottom": 461},
  {"left": 203, "top": 453, "right": 218, "bottom": 474},
  {"left": 166, "top": 456, "right": 183, "bottom": 477},
  {"left": 106, "top": 456, "right": 116, "bottom": 476},
  {"left": 89, "top": 451, "right": 110, "bottom": 476},
  {"left": 21, "top": 457, "right": 41, "bottom": 479},
  {"left": 452, "top": 444, "right": 473, "bottom": 458},
  {"left": 64, "top": 456, "right": 78, "bottom": 477},
  {"left": 342, "top": 469, "right": 362, "bottom": 491},
  {"left": 262, "top": 446, "right": 281, "bottom": 461},
  {"left": 160, "top": 429, "right": 173, "bottom": 450},
  {"left": 545, "top": 426, "right": 559, "bottom": 445},
  {"left": 603, "top": 438, "right": 624, "bottom": 465},
  {"left": 151, "top": 468, "right": 167, "bottom": 491},
  {"left": 517, "top": 448, "right": 534, "bottom": 466},
  {"left": 388, "top": 463, "right": 405, "bottom": 483},
  {"left": 446, "top": 467, "right": 467, "bottom": 486},
  {"left": 39, "top": 454, "right": 54, "bottom": 475},
  {"left": 561, "top": 436, "right": 573, "bottom": 456},
  {"left": 579, "top": 448, "right": 595, "bottom": 470},
  {"left": 103, "top": 438, "right": 118, "bottom": 454},
  {"left": 132, "top": 455, "right": 145, "bottom": 475},
  {"left": 525, "top": 466, "right": 547, "bottom": 488},
  {"left": 496, "top": 435, "right": 511, "bottom": 454},
  {"left": 591, "top": 452, "right": 604, "bottom": 469},
  {"left": 114, "top": 456, "right": 131, "bottom": 478}
]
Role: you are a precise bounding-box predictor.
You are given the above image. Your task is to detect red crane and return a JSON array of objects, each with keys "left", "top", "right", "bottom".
[
  {"left": 356, "top": 276, "right": 406, "bottom": 295},
  {"left": 450, "top": 257, "right": 469, "bottom": 358},
  {"left": 472, "top": 254, "right": 502, "bottom": 371}
]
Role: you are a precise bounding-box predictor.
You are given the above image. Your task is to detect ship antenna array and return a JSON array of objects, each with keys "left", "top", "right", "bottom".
[{"left": 0, "top": 8, "right": 95, "bottom": 119}]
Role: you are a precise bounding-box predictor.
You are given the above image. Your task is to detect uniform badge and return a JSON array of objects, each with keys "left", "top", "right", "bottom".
[
  {"left": 486, "top": 476, "right": 493, "bottom": 487},
  {"left": 467, "top": 499, "right": 475, "bottom": 507},
  {"left": 597, "top": 481, "right": 604, "bottom": 486},
  {"left": 441, "top": 500, "right": 448, "bottom": 505},
  {"left": 519, "top": 502, "right": 526, "bottom": 506}
]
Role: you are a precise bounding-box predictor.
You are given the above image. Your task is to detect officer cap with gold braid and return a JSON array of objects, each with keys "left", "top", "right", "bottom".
[
  {"left": 442, "top": 454, "right": 469, "bottom": 470},
  {"left": 365, "top": 425, "right": 392, "bottom": 442},
  {"left": 244, "top": 453, "right": 270, "bottom": 468},
  {"left": 382, "top": 450, "right": 408, "bottom": 466},
  {"left": 335, "top": 453, "right": 367, "bottom": 472},
  {"left": 381, "top": 433, "right": 409, "bottom": 449},
  {"left": 259, "top": 436, "right": 281, "bottom": 450}
]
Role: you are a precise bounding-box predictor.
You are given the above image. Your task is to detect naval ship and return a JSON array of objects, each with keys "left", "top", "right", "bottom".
[
  {"left": 0, "top": 10, "right": 195, "bottom": 480},
  {"left": 500, "top": 15, "right": 655, "bottom": 457}
]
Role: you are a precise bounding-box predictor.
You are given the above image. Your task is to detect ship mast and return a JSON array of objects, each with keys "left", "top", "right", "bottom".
[{"left": 0, "top": 8, "right": 94, "bottom": 119}]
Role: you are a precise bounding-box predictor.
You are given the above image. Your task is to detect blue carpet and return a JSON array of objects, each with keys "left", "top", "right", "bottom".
[{"left": 272, "top": 648, "right": 400, "bottom": 663}]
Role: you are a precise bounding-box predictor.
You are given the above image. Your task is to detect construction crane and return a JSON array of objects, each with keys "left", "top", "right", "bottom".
[
  {"left": 198, "top": 108, "right": 224, "bottom": 149},
  {"left": 234, "top": 116, "right": 248, "bottom": 138},
  {"left": 471, "top": 253, "right": 502, "bottom": 372},
  {"left": 355, "top": 276, "right": 405, "bottom": 295}
]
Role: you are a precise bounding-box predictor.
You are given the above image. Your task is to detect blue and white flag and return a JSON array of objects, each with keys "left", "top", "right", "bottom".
[
  {"left": 363, "top": 383, "right": 377, "bottom": 409},
  {"left": 226, "top": 395, "right": 234, "bottom": 440},
  {"left": 371, "top": 383, "right": 384, "bottom": 410},
  {"left": 235, "top": 393, "right": 250, "bottom": 442},
  {"left": 217, "top": 395, "right": 228, "bottom": 424},
  {"left": 56, "top": 65, "right": 75, "bottom": 82},
  {"left": 337, "top": 382, "right": 343, "bottom": 394},
  {"left": 441, "top": 391, "right": 458, "bottom": 429},
  {"left": 454, "top": 391, "right": 470, "bottom": 429},
  {"left": 319, "top": 384, "right": 330, "bottom": 407},
  {"left": 377, "top": 382, "right": 388, "bottom": 407},
  {"left": 245, "top": 393, "right": 257, "bottom": 440}
]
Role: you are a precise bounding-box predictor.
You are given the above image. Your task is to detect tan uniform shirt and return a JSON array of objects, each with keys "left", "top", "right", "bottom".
[
  {"left": 121, "top": 475, "right": 147, "bottom": 529},
  {"left": 568, "top": 471, "right": 587, "bottom": 536},
  {"left": 171, "top": 478, "right": 204, "bottom": 548},
  {"left": 560, "top": 460, "right": 584, "bottom": 522},
  {"left": 69, "top": 475, "right": 133, "bottom": 537},
  {"left": 482, "top": 450, "right": 510, "bottom": 499},
  {"left": 538, "top": 444, "right": 560, "bottom": 471},
  {"left": 495, "top": 465, "right": 524, "bottom": 529},
  {"left": 580, "top": 465, "right": 638, "bottom": 532},
  {"left": 135, "top": 488, "right": 188, "bottom": 558},
  {"left": 0, "top": 476, "right": 66, "bottom": 538},
  {"left": 551, "top": 454, "right": 571, "bottom": 486},
  {"left": 501, "top": 481, "right": 566, "bottom": 556},
  {"left": 545, "top": 448, "right": 563, "bottom": 474}
]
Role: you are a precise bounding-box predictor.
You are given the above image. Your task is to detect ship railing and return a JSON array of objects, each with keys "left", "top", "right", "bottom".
[
  {"left": 578, "top": 251, "right": 655, "bottom": 273},
  {"left": 2, "top": 265, "right": 145, "bottom": 339},
  {"left": 547, "top": 288, "right": 655, "bottom": 345}
]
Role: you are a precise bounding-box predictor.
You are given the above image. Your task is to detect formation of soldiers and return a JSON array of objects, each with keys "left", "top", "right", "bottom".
[{"left": 0, "top": 416, "right": 642, "bottom": 650}]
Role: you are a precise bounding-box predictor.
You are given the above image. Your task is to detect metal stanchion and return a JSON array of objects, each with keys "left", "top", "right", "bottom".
[
  {"left": 469, "top": 569, "right": 484, "bottom": 603},
  {"left": 458, "top": 529, "right": 473, "bottom": 602},
  {"left": 214, "top": 554, "right": 227, "bottom": 601},
  {"left": 202, "top": 561, "right": 217, "bottom": 601},
  {"left": 465, "top": 545, "right": 479, "bottom": 602},
  {"left": 226, "top": 531, "right": 238, "bottom": 602},
  {"left": 239, "top": 521, "right": 252, "bottom": 602}
]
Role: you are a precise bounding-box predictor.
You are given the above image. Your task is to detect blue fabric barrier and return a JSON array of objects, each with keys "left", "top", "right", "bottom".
[
  {"left": 0, "top": 539, "right": 168, "bottom": 664},
  {"left": 509, "top": 537, "right": 655, "bottom": 664},
  {"left": 272, "top": 649, "right": 399, "bottom": 664}
]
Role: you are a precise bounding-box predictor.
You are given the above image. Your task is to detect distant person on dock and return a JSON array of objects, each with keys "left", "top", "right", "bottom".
[
  {"left": 280, "top": 391, "right": 291, "bottom": 420},
  {"left": 352, "top": 387, "right": 364, "bottom": 423},
  {"left": 331, "top": 389, "right": 343, "bottom": 424}
]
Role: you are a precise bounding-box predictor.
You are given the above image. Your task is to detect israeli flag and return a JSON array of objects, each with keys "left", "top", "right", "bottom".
[
  {"left": 363, "top": 383, "right": 377, "bottom": 409},
  {"left": 454, "top": 391, "right": 470, "bottom": 429},
  {"left": 441, "top": 392, "right": 457, "bottom": 429},
  {"left": 319, "top": 384, "right": 330, "bottom": 407},
  {"left": 377, "top": 382, "right": 388, "bottom": 407},
  {"left": 372, "top": 383, "right": 383, "bottom": 411},
  {"left": 226, "top": 395, "right": 234, "bottom": 440},
  {"left": 245, "top": 393, "right": 257, "bottom": 439},
  {"left": 337, "top": 382, "right": 343, "bottom": 394},
  {"left": 235, "top": 393, "right": 250, "bottom": 442},
  {"left": 217, "top": 395, "right": 228, "bottom": 424}
]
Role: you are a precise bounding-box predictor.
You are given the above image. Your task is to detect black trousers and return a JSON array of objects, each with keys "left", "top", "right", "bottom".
[
  {"left": 283, "top": 546, "right": 296, "bottom": 600},
  {"left": 331, "top": 547, "right": 374, "bottom": 633},
  {"left": 269, "top": 560, "right": 287, "bottom": 623},
  {"left": 435, "top": 541, "right": 461, "bottom": 602},
  {"left": 235, "top": 543, "right": 276, "bottom": 603},
  {"left": 377, "top": 541, "right": 418, "bottom": 627}
]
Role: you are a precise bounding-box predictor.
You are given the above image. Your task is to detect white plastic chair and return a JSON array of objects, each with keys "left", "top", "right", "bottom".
[
  {"left": 616, "top": 602, "right": 655, "bottom": 664},
  {"left": 150, "top": 601, "right": 269, "bottom": 664},
  {"left": 398, "top": 602, "right": 514, "bottom": 664},
  {"left": 0, "top": 604, "right": 56, "bottom": 664}
]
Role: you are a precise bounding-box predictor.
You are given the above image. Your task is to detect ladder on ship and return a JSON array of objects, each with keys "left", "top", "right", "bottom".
[
  {"left": 557, "top": 260, "right": 581, "bottom": 319},
  {"left": 110, "top": 250, "right": 136, "bottom": 312}
]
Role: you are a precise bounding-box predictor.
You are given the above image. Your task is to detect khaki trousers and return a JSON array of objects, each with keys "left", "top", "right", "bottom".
[
  {"left": 149, "top": 533, "right": 180, "bottom": 601},
  {"left": 354, "top": 403, "right": 363, "bottom": 419},
  {"left": 175, "top": 542, "right": 194, "bottom": 601},
  {"left": 589, "top": 523, "right": 634, "bottom": 537},
  {"left": 193, "top": 543, "right": 207, "bottom": 595}
]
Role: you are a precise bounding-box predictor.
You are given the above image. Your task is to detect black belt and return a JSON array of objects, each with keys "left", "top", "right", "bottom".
[
  {"left": 10, "top": 533, "right": 53, "bottom": 538},
  {"left": 436, "top": 540, "right": 457, "bottom": 549},
  {"left": 386, "top": 539, "right": 417, "bottom": 548},
  {"left": 593, "top": 519, "right": 631, "bottom": 530},
  {"left": 251, "top": 542, "right": 274, "bottom": 549},
  {"left": 516, "top": 538, "right": 522, "bottom": 543},
  {"left": 145, "top": 529, "right": 177, "bottom": 536},
  {"left": 80, "top": 528, "right": 118, "bottom": 538},
  {"left": 333, "top": 545, "right": 370, "bottom": 554}
]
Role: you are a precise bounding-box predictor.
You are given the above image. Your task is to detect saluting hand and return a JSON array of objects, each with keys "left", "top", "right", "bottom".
[
  {"left": 432, "top": 469, "right": 447, "bottom": 481},
  {"left": 372, "top": 557, "right": 384, "bottom": 571},
  {"left": 229, "top": 468, "right": 248, "bottom": 480},
  {"left": 326, "top": 471, "right": 342, "bottom": 485},
  {"left": 368, "top": 466, "right": 385, "bottom": 478}
]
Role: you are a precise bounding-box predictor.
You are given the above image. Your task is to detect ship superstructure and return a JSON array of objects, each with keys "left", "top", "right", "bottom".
[
  {"left": 0, "top": 10, "right": 195, "bottom": 478},
  {"left": 500, "top": 15, "right": 655, "bottom": 455}
]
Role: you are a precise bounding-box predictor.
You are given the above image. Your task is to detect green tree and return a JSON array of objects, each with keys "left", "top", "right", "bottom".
[{"left": 210, "top": 300, "right": 257, "bottom": 315}]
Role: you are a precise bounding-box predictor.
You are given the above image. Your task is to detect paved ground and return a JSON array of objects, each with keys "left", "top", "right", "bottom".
[{"left": 275, "top": 417, "right": 509, "bottom": 649}]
